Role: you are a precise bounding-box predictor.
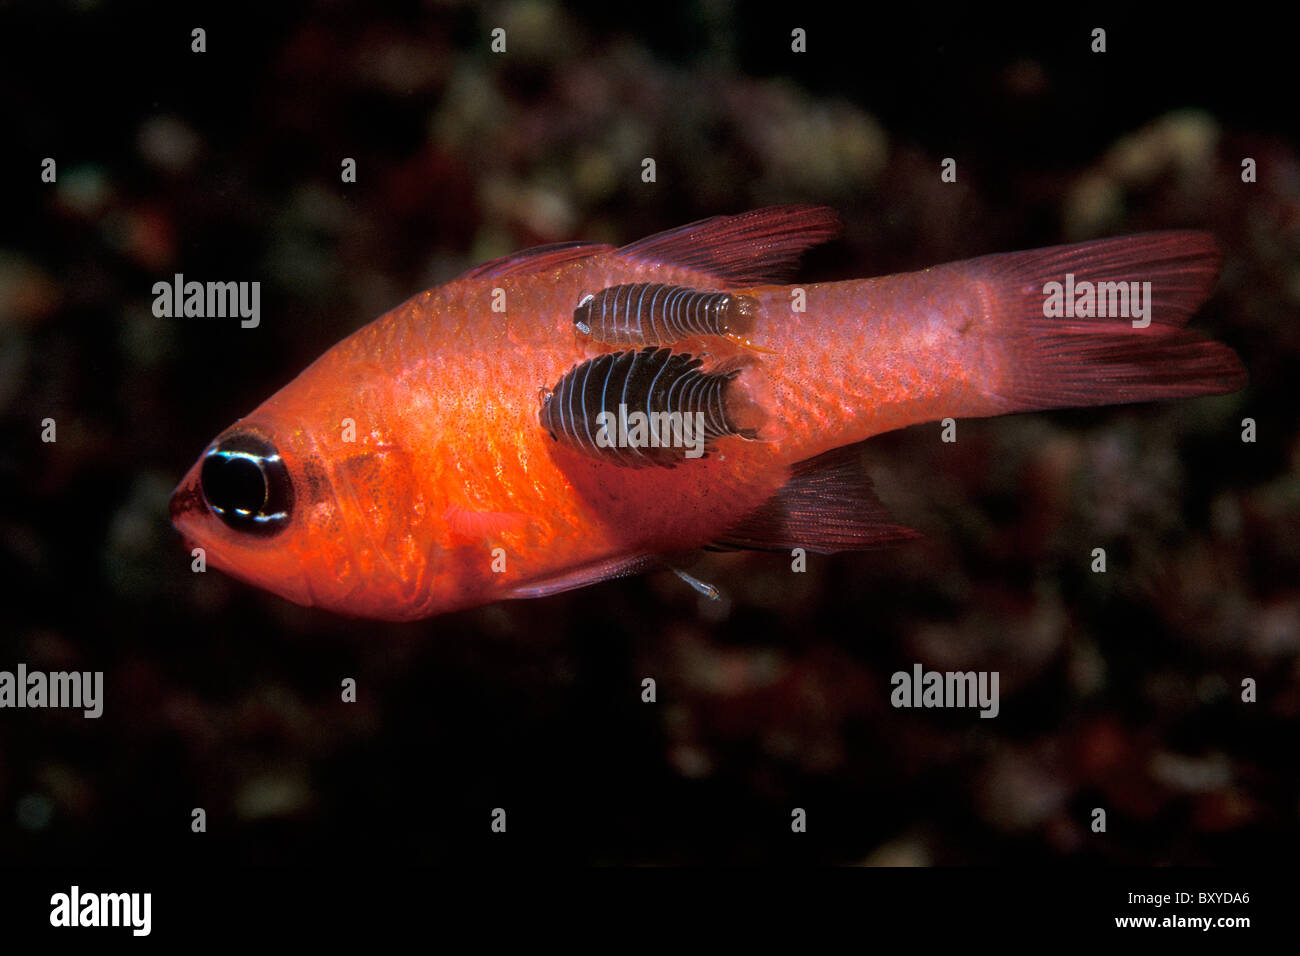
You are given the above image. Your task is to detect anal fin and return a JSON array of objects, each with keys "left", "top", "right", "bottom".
[{"left": 710, "top": 444, "right": 918, "bottom": 553}]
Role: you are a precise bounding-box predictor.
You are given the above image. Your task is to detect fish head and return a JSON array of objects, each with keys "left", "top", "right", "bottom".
[{"left": 169, "top": 407, "right": 437, "bottom": 620}]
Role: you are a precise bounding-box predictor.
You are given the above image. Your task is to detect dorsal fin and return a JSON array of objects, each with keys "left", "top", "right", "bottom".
[
  {"left": 614, "top": 205, "right": 841, "bottom": 284},
  {"left": 457, "top": 241, "right": 614, "bottom": 280},
  {"left": 709, "top": 444, "right": 918, "bottom": 553}
]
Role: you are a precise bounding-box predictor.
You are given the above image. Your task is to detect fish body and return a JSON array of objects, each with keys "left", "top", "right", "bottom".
[{"left": 169, "top": 207, "right": 1246, "bottom": 621}]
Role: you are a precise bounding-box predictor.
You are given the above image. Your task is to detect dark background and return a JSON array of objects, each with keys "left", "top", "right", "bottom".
[{"left": 1, "top": 1, "right": 1296, "bottom": 865}]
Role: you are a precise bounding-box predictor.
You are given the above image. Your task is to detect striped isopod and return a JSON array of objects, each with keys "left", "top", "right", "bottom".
[
  {"left": 573, "top": 283, "right": 761, "bottom": 348},
  {"left": 539, "top": 347, "right": 754, "bottom": 468}
]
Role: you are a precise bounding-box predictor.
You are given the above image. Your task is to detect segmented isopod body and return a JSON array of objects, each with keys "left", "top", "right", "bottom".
[
  {"left": 539, "top": 347, "right": 751, "bottom": 468},
  {"left": 573, "top": 283, "right": 758, "bottom": 346}
]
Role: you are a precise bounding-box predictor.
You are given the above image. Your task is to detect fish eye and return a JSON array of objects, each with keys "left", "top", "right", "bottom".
[{"left": 200, "top": 432, "right": 294, "bottom": 535}]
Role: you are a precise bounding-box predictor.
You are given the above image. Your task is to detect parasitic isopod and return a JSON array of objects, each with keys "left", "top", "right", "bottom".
[
  {"left": 539, "top": 347, "right": 755, "bottom": 467},
  {"left": 573, "top": 283, "right": 762, "bottom": 349}
]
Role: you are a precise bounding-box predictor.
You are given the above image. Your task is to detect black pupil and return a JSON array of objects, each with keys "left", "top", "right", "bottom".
[
  {"left": 202, "top": 455, "right": 266, "bottom": 515},
  {"left": 199, "top": 432, "right": 294, "bottom": 535}
]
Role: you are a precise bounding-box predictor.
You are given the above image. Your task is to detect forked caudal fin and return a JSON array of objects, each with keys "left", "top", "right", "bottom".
[{"left": 969, "top": 231, "right": 1247, "bottom": 412}]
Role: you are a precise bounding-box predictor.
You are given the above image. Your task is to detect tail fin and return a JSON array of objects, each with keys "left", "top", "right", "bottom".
[{"left": 970, "top": 232, "right": 1246, "bottom": 412}]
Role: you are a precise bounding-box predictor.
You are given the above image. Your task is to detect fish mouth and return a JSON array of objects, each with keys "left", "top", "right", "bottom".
[
  {"left": 167, "top": 459, "right": 319, "bottom": 610},
  {"left": 168, "top": 453, "right": 213, "bottom": 536},
  {"left": 168, "top": 476, "right": 205, "bottom": 529}
]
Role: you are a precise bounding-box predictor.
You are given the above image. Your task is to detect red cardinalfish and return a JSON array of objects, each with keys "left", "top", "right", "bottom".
[{"left": 168, "top": 206, "right": 1246, "bottom": 621}]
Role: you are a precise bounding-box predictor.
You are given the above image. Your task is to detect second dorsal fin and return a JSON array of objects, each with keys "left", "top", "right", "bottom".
[{"left": 614, "top": 205, "right": 841, "bottom": 284}]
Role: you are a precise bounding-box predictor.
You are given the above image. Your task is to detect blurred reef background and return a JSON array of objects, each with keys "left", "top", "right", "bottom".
[{"left": 1, "top": 2, "right": 1297, "bottom": 864}]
